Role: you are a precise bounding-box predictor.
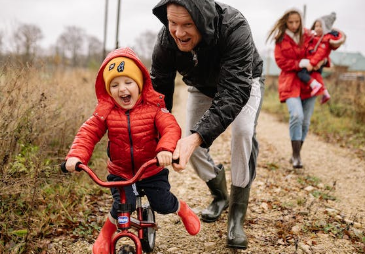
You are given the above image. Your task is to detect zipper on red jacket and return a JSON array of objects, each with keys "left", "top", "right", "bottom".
[{"left": 126, "top": 110, "right": 135, "bottom": 175}]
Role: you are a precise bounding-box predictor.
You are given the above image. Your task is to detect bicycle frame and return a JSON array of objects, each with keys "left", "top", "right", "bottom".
[{"left": 75, "top": 159, "right": 159, "bottom": 254}]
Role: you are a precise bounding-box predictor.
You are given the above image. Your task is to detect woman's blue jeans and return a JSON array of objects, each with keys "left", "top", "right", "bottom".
[{"left": 286, "top": 96, "right": 316, "bottom": 141}]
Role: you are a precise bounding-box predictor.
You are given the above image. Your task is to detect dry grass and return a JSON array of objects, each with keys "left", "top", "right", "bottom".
[
  {"left": 0, "top": 60, "right": 103, "bottom": 253},
  {"left": 0, "top": 61, "right": 97, "bottom": 171}
]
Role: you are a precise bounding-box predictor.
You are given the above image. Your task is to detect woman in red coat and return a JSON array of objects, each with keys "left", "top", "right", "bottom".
[
  {"left": 267, "top": 8, "right": 323, "bottom": 169},
  {"left": 267, "top": 9, "right": 345, "bottom": 169},
  {"left": 64, "top": 47, "right": 200, "bottom": 253}
]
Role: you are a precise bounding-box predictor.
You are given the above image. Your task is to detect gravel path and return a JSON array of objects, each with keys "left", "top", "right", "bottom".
[{"left": 256, "top": 112, "right": 365, "bottom": 220}]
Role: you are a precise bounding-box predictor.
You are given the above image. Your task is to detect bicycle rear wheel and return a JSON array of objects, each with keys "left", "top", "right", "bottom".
[{"left": 141, "top": 205, "right": 156, "bottom": 253}]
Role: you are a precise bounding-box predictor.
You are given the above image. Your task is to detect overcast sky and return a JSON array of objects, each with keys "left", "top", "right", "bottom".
[{"left": 1, "top": 0, "right": 364, "bottom": 56}]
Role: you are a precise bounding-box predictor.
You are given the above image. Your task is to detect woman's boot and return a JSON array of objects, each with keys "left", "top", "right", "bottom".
[
  {"left": 201, "top": 164, "right": 229, "bottom": 222},
  {"left": 226, "top": 185, "right": 250, "bottom": 249},
  {"left": 177, "top": 200, "right": 201, "bottom": 235},
  {"left": 93, "top": 214, "right": 117, "bottom": 254},
  {"left": 291, "top": 140, "right": 303, "bottom": 168}
]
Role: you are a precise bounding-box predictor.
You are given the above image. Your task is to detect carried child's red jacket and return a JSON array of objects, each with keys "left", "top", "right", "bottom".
[
  {"left": 66, "top": 48, "right": 181, "bottom": 180},
  {"left": 275, "top": 29, "right": 345, "bottom": 102},
  {"left": 306, "top": 30, "right": 344, "bottom": 68}
]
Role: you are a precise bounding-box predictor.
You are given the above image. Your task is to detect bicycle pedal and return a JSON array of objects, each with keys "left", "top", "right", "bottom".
[
  {"left": 141, "top": 220, "right": 159, "bottom": 230},
  {"left": 130, "top": 217, "right": 140, "bottom": 225}
]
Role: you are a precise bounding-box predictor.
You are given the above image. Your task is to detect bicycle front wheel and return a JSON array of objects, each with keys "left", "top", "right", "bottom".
[
  {"left": 117, "top": 244, "right": 135, "bottom": 254},
  {"left": 141, "top": 205, "right": 156, "bottom": 253}
]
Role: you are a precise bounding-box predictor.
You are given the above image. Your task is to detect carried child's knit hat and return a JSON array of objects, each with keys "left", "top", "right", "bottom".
[
  {"left": 318, "top": 12, "right": 336, "bottom": 34},
  {"left": 103, "top": 57, "right": 144, "bottom": 95}
]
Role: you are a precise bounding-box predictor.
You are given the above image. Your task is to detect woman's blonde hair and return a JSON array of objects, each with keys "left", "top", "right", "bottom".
[{"left": 266, "top": 9, "right": 304, "bottom": 45}]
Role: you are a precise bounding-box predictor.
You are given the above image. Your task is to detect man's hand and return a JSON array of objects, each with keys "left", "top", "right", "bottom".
[
  {"left": 157, "top": 151, "right": 173, "bottom": 167},
  {"left": 172, "top": 133, "right": 203, "bottom": 172}
]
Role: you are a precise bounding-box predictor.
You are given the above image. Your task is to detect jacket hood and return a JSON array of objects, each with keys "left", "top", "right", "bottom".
[
  {"left": 312, "top": 12, "right": 336, "bottom": 35},
  {"left": 152, "top": 0, "right": 219, "bottom": 47},
  {"left": 94, "top": 47, "right": 165, "bottom": 118}
]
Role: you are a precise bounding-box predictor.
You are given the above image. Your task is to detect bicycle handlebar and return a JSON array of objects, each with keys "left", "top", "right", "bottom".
[
  {"left": 60, "top": 161, "right": 82, "bottom": 173},
  {"left": 60, "top": 158, "right": 179, "bottom": 188}
]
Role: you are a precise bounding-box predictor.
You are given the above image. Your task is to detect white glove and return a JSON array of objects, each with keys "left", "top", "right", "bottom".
[{"left": 299, "top": 59, "right": 310, "bottom": 68}]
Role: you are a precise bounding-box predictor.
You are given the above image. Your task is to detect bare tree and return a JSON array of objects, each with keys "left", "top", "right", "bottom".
[
  {"left": 56, "top": 26, "right": 85, "bottom": 67},
  {"left": 86, "top": 35, "right": 103, "bottom": 68},
  {"left": 132, "top": 30, "right": 158, "bottom": 68},
  {"left": 0, "top": 30, "right": 3, "bottom": 56},
  {"left": 12, "top": 23, "right": 43, "bottom": 63}
]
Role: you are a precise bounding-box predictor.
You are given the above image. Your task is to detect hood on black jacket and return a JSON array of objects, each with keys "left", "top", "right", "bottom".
[{"left": 152, "top": 0, "right": 219, "bottom": 47}]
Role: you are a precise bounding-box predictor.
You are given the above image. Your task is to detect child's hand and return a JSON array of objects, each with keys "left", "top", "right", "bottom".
[
  {"left": 65, "top": 157, "right": 82, "bottom": 172},
  {"left": 157, "top": 151, "right": 173, "bottom": 167},
  {"left": 306, "top": 63, "right": 314, "bottom": 72},
  {"left": 314, "top": 60, "right": 325, "bottom": 70}
]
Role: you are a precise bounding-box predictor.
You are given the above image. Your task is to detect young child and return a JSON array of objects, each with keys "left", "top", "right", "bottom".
[
  {"left": 64, "top": 47, "right": 200, "bottom": 253},
  {"left": 298, "top": 12, "right": 345, "bottom": 104}
]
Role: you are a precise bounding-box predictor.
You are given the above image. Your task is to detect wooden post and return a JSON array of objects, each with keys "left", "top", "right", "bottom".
[
  {"left": 115, "top": 0, "right": 121, "bottom": 49},
  {"left": 103, "top": 0, "right": 108, "bottom": 59}
]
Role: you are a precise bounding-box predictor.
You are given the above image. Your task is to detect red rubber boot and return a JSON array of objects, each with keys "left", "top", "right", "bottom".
[
  {"left": 177, "top": 200, "right": 201, "bottom": 235},
  {"left": 92, "top": 216, "right": 117, "bottom": 254}
]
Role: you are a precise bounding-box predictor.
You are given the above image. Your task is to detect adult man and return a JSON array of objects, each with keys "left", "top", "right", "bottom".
[{"left": 150, "top": 0, "right": 264, "bottom": 249}]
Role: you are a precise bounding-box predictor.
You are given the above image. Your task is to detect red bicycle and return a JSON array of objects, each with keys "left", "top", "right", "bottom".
[{"left": 61, "top": 159, "right": 161, "bottom": 254}]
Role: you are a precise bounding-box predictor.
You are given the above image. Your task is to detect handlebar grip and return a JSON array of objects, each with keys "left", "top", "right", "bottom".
[
  {"left": 60, "top": 161, "right": 68, "bottom": 173},
  {"left": 60, "top": 161, "right": 82, "bottom": 173},
  {"left": 75, "top": 162, "right": 82, "bottom": 172},
  {"left": 156, "top": 158, "right": 180, "bottom": 166}
]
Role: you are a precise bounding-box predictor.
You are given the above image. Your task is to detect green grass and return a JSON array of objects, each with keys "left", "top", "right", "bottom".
[{"left": 262, "top": 77, "right": 365, "bottom": 160}]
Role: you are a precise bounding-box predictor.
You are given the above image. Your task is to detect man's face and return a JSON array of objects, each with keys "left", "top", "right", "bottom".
[{"left": 166, "top": 4, "right": 202, "bottom": 52}]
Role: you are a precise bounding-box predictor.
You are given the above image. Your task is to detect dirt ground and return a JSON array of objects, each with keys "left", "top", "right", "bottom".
[{"left": 50, "top": 84, "right": 365, "bottom": 254}]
